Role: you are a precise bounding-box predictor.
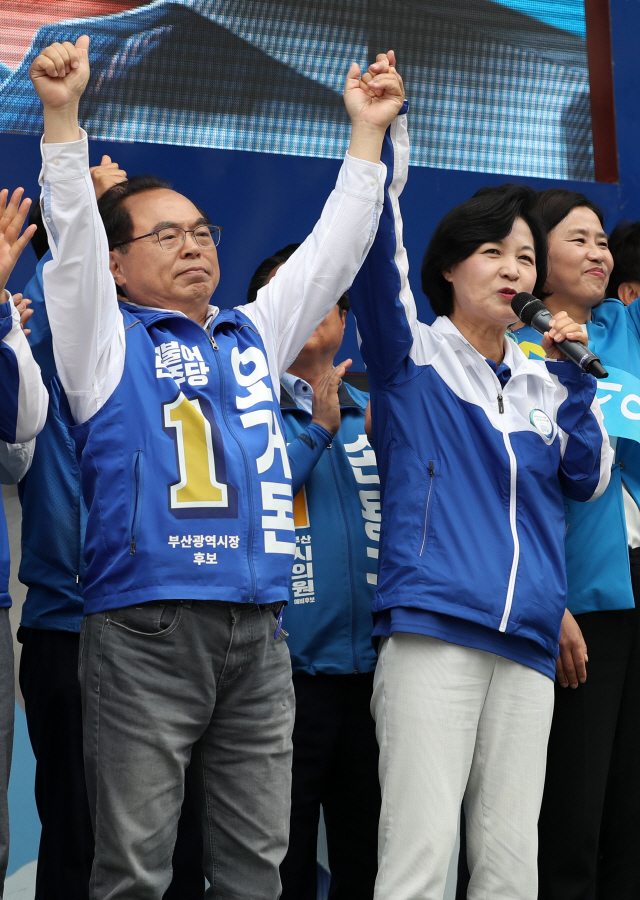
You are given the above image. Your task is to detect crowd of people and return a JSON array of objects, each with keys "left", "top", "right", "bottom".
[{"left": 0, "top": 33, "right": 637, "bottom": 900}]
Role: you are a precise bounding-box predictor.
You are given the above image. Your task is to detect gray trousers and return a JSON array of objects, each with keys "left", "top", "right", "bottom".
[
  {"left": 79, "top": 599, "right": 295, "bottom": 900},
  {"left": 0, "top": 609, "right": 14, "bottom": 899}
]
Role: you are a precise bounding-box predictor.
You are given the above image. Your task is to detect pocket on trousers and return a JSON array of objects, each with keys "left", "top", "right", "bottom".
[{"left": 106, "top": 601, "right": 183, "bottom": 637}]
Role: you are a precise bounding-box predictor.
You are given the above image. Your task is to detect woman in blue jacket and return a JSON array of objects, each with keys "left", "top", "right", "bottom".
[
  {"left": 347, "top": 71, "right": 610, "bottom": 898},
  {"left": 512, "top": 188, "right": 640, "bottom": 900}
]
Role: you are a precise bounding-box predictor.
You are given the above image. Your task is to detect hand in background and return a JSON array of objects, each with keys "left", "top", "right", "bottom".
[
  {"left": 0, "top": 188, "right": 36, "bottom": 294},
  {"left": 90, "top": 155, "right": 127, "bottom": 200},
  {"left": 311, "top": 358, "right": 352, "bottom": 437},
  {"left": 12, "top": 293, "right": 33, "bottom": 336},
  {"left": 556, "top": 608, "right": 588, "bottom": 688}
]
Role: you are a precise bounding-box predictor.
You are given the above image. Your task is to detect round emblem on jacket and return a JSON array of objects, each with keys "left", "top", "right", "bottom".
[{"left": 530, "top": 408, "right": 553, "bottom": 437}]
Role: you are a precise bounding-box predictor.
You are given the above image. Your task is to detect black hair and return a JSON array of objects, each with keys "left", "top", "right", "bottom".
[
  {"left": 246, "top": 242, "right": 350, "bottom": 313},
  {"left": 532, "top": 188, "right": 605, "bottom": 235},
  {"left": 97, "top": 175, "right": 175, "bottom": 251},
  {"left": 421, "top": 183, "right": 547, "bottom": 316},
  {"left": 603, "top": 219, "right": 640, "bottom": 299},
  {"left": 28, "top": 201, "right": 50, "bottom": 262}
]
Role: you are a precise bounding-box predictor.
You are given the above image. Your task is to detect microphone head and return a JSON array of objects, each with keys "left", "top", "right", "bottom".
[{"left": 511, "top": 292, "right": 546, "bottom": 326}]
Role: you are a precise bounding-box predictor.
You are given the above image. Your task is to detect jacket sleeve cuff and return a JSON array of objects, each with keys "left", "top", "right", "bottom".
[{"left": 40, "top": 129, "right": 89, "bottom": 182}]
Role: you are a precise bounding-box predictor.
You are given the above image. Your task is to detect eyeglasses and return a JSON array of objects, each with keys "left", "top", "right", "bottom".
[{"left": 113, "top": 224, "right": 222, "bottom": 251}]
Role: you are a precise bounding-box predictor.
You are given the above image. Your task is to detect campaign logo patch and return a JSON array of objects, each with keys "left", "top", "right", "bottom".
[{"left": 530, "top": 408, "right": 553, "bottom": 437}]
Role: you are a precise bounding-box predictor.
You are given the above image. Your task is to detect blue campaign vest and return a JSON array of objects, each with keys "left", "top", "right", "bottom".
[
  {"left": 18, "top": 254, "right": 86, "bottom": 631},
  {"left": 71, "top": 303, "right": 297, "bottom": 615},
  {"left": 514, "top": 311, "right": 640, "bottom": 615},
  {"left": 281, "top": 383, "right": 378, "bottom": 675}
]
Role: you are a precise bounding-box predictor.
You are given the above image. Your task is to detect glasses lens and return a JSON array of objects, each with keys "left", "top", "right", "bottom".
[
  {"left": 193, "top": 225, "right": 221, "bottom": 248},
  {"left": 157, "top": 227, "right": 184, "bottom": 250}
]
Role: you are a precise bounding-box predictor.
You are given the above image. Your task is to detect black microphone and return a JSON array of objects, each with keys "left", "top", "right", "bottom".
[{"left": 511, "top": 292, "right": 608, "bottom": 379}]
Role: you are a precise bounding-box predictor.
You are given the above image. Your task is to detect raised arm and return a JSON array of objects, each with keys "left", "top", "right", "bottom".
[
  {"left": 29, "top": 37, "right": 125, "bottom": 424},
  {"left": 347, "top": 59, "right": 418, "bottom": 388},
  {"left": 242, "top": 53, "right": 405, "bottom": 382}
]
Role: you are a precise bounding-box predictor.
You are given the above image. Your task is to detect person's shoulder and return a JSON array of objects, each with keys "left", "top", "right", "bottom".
[
  {"left": 342, "top": 381, "right": 369, "bottom": 409},
  {"left": 509, "top": 325, "right": 546, "bottom": 359}
]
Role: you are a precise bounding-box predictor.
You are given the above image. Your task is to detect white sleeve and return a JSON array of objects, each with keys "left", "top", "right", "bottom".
[
  {"left": 239, "top": 153, "right": 385, "bottom": 385},
  {"left": 0, "top": 292, "right": 48, "bottom": 442},
  {"left": 39, "top": 130, "right": 125, "bottom": 424}
]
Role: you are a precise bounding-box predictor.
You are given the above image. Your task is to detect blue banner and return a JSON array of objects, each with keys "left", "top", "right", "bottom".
[{"left": 596, "top": 367, "right": 640, "bottom": 442}]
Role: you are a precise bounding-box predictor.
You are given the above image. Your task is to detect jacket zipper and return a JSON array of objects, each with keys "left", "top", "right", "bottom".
[
  {"left": 328, "top": 445, "right": 360, "bottom": 673},
  {"left": 496, "top": 391, "right": 520, "bottom": 631},
  {"left": 419, "top": 461, "right": 435, "bottom": 556},
  {"left": 130, "top": 450, "right": 144, "bottom": 554},
  {"left": 208, "top": 331, "right": 257, "bottom": 601}
]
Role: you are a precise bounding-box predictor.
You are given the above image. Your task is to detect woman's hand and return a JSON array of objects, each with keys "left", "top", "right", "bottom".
[
  {"left": 542, "top": 311, "right": 587, "bottom": 361},
  {"left": 556, "top": 608, "right": 588, "bottom": 688},
  {"left": 311, "top": 358, "right": 352, "bottom": 437},
  {"left": 345, "top": 51, "right": 405, "bottom": 163}
]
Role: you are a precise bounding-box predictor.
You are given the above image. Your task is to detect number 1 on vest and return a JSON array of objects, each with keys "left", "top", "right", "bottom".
[{"left": 163, "top": 394, "right": 229, "bottom": 509}]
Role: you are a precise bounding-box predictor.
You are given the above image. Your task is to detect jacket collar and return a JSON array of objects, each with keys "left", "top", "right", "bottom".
[
  {"left": 279, "top": 381, "right": 363, "bottom": 411},
  {"left": 432, "top": 316, "right": 553, "bottom": 383}
]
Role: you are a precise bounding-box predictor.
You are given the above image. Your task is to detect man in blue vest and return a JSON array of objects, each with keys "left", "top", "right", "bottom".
[
  {"left": 28, "top": 35, "right": 403, "bottom": 900},
  {"left": 247, "top": 246, "right": 381, "bottom": 899},
  {"left": 17, "top": 154, "right": 205, "bottom": 900}
]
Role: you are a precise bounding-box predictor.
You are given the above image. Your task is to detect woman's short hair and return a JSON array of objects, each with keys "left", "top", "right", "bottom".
[
  {"left": 532, "top": 188, "right": 605, "bottom": 235},
  {"left": 421, "top": 184, "right": 547, "bottom": 317}
]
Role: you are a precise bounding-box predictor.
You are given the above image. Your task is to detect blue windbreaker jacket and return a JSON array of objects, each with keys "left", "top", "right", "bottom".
[
  {"left": 18, "top": 254, "right": 86, "bottom": 631},
  {"left": 515, "top": 303, "right": 640, "bottom": 615},
  {"left": 281, "top": 382, "right": 378, "bottom": 674},
  {"left": 348, "top": 111, "right": 610, "bottom": 661}
]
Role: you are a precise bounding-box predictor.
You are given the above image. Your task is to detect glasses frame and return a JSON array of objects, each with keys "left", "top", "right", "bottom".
[{"left": 112, "top": 224, "right": 222, "bottom": 251}]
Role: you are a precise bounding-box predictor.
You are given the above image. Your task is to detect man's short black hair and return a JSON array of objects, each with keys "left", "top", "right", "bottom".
[
  {"left": 606, "top": 220, "right": 640, "bottom": 299},
  {"left": 97, "top": 175, "right": 214, "bottom": 253},
  {"left": 421, "top": 183, "right": 547, "bottom": 317},
  {"left": 246, "top": 242, "right": 349, "bottom": 313}
]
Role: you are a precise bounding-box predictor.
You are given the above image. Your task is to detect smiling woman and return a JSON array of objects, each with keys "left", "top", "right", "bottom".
[{"left": 510, "top": 188, "right": 640, "bottom": 899}]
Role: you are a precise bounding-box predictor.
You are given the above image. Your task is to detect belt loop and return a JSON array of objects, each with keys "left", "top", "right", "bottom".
[{"left": 181, "top": 599, "right": 193, "bottom": 610}]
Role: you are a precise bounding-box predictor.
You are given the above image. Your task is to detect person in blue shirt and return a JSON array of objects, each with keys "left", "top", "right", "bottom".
[
  {"left": 508, "top": 188, "right": 640, "bottom": 900},
  {"left": 247, "top": 245, "right": 380, "bottom": 900},
  {"left": 0, "top": 186, "right": 49, "bottom": 896}
]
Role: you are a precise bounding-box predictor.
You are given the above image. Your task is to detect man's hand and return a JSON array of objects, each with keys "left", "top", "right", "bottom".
[
  {"left": 0, "top": 188, "right": 37, "bottom": 294},
  {"left": 29, "top": 36, "right": 90, "bottom": 143},
  {"left": 90, "top": 155, "right": 127, "bottom": 200},
  {"left": 542, "top": 311, "right": 587, "bottom": 361},
  {"left": 311, "top": 358, "right": 352, "bottom": 437},
  {"left": 556, "top": 608, "right": 588, "bottom": 688},
  {"left": 345, "top": 51, "right": 405, "bottom": 163},
  {"left": 12, "top": 294, "right": 33, "bottom": 336}
]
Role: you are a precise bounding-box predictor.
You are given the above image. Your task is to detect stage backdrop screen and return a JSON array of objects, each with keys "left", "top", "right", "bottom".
[{"left": 1, "top": 0, "right": 592, "bottom": 180}]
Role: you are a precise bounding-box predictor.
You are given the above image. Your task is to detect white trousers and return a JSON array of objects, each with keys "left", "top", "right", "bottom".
[{"left": 372, "top": 633, "right": 554, "bottom": 900}]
